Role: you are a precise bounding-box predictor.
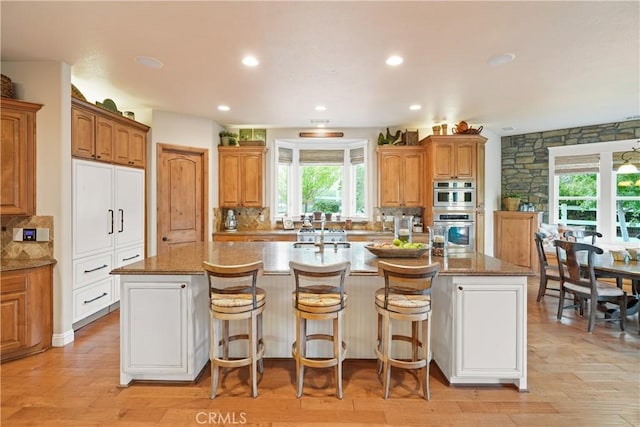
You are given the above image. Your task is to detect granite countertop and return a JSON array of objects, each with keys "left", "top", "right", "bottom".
[
  {"left": 1, "top": 258, "right": 57, "bottom": 272},
  {"left": 111, "top": 242, "right": 532, "bottom": 277}
]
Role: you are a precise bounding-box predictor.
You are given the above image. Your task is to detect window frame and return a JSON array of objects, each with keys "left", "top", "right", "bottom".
[
  {"left": 273, "top": 138, "right": 369, "bottom": 220},
  {"left": 548, "top": 138, "right": 639, "bottom": 243}
]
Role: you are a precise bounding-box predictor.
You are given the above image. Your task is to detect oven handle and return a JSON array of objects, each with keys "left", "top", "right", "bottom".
[{"left": 433, "top": 221, "right": 475, "bottom": 226}]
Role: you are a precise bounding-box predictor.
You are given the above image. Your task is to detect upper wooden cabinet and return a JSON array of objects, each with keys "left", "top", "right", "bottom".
[
  {"left": 72, "top": 98, "right": 149, "bottom": 168},
  {"left": 428, "top": 137, "right": 475, "bottom": 179},
  {"left": 218, "top": 146, "right": 266, "bottom": 208},
  {"left": 377, "top": 146, "right": 425, "bottom": 207},
  {"left": 1, "top": 98, "right": 42, "bottom": 216}
]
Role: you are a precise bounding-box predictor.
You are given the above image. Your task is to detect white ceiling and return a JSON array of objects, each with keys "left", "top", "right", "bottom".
[{"left": 1, "top": 1, "right": 639, "bottom": 136}]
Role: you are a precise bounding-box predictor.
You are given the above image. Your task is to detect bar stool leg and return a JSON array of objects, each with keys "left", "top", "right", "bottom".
[
  {"left": 257, "top": 311, "right": 264, "bottom": 374},
  {"left": 412, "top": 321, "right": 419, "bottom": 361},
  {"left": 383, "top": 312, "right": 392, "bottom": 399},
  {"left": 249, "top": 312, "right": 258, "bottom": 398},
  {"left": 295, "top": 313, "right": 306, "bottom": 398},
  {"left": 210, "top": 316, "right": 220, "bottom": 399},
  {"left": 335, "top": 314, "right": 343, "bottom": 399},
  {"left": 423, "top": 316, "right": 431, "bottom": 400},
  {"left": 222, "top": 320, "right": 230, "bottom": 373},
  {"left": 376, "top": 312, "right": 383, "bottom": 375}
]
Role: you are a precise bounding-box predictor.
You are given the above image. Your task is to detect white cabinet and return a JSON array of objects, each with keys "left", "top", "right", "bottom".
[
  {"left": 432, "top": 275, "right": 527, "bottom": 391},
  {"left": 119, "top": 275, "right": 210, "bottom": 386},
  {"left": 72, "top": 159, "right": 145, "bottom": 324}
]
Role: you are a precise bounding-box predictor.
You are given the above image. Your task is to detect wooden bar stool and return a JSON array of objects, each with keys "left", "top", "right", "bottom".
[
  {"left": 375, "top": 260, "right": 440, "bottom": 400},
  {"left": 289, "top": 261, "right": 350, "bottom": 399},
  {"left": 202, "top": 260, "right": 265, "bottom": 399}
]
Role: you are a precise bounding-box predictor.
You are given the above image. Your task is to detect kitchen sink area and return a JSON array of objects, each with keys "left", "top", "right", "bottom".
[{"left": 292, "top": 241, "right": 351, "bottom": 249}]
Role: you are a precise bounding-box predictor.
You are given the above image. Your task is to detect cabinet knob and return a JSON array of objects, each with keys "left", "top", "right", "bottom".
[
  {"left": 162, "top": 236, "right": 169, "bottom": 241},
  {"left": 458, "top": 286, "right": 463, "bottom": 291}
]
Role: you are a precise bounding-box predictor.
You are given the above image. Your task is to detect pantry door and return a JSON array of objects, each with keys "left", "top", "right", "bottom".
[{"left": 157, "top": 143, "right": 208, "bottom": 254}]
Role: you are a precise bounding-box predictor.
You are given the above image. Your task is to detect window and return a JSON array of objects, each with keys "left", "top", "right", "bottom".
[
  {"left": 274, "top": 139, "right": 368, "bottom": 218},
  {"left": 549, "top": 139, "right": 640, "bottom": 243}
]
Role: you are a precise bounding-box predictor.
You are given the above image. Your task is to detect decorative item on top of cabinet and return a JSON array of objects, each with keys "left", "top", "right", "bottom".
[
  {"left": 218, "top": 146, "right": 266, "bottom": 208},
  {"left": 1, "top": 98, "right": 42, "bottom": 216},
  {"left": 71, "top": 98, "right": 149, "bottom": 168},
  {"left": 377, "top": 145, "right": 425, "bottom": 207}
]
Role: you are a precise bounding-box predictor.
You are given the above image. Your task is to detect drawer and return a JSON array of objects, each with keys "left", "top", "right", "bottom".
[
  {"left": 0, "top": 270, "right": 27, "bottom": 293},
  {"left": 73, "top": 277, "right": 113, "bottom": 322},
  {"left": 73, "top": 253, "right": 114, "bottom": 289},
  {"left": 116, "top": 245, "right": 144, "bottom": 267}
]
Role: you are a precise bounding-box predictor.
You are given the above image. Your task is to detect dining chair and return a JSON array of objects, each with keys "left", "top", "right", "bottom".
[
  {"left": 202, "top": 260, "right": 266, "bottom": 399},
  {"left": 562, "top": 230, "right": 603, "bottom": 245},
  {"left": 534, "top": 232, "right": 562, "bottom": 302},
  {"left": 554, "top": 240, "right": 627, "bottom": 333}
]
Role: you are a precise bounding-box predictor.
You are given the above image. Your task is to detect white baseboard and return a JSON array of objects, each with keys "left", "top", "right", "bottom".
[{"left": 51, "top": 329, "right": 75, "bottom": 347}]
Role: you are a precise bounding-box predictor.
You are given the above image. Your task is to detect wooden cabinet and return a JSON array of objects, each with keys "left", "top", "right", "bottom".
[
  {"left": 72, "top": 159, "right": 146, "bottom": 323},
  {"left": 494, "top": 211, "right": 543, "bottom": 272},
  {"left": 1, "top": 264, "right": 54, "bottom": 362},
  {"left": 1, "top": 98, "right": 42, "bottom": 216},
  {"left": 72, "top": 98, "right": 148, "bottom": 168},
  {"left": 377, "top": 146, "right": 425, "bottom": 207},
  {"left": 430, "top": 140, "right": 475, "bottom": 180},
  {"left": 218, "top": 146, "right": 265, "bottom": 208}
]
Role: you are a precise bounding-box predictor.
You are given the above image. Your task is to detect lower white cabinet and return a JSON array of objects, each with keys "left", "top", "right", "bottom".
[
  {"left": 119, "top": 275, "right": 209, "bottom": 386},
  {"left": 432, "top": 275, "right": 527, "bottom": 391}
]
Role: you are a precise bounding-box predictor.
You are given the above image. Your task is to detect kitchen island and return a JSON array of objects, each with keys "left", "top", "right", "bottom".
[{"left": 111, "top": 241, "right": 531, "bottom": 390}]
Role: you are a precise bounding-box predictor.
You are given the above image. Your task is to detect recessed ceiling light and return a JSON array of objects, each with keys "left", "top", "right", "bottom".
[
  {"left": 315, "top": 105, "right": 327, "bottom": 112},
  {"left": 487, "top": 53, "right": 515, "bottom": 66},
  {"left": 386, "top": 55, "right": 404, "bottom": 66},
  {"left": 242, "top": 55, "right": 259, "bottom": 67},
  {"left": 218, "top": 105, "right": 230, "bottom": 111},
  {"left": 409, "top": 104, "right": 422, "bottom": 111},
  {"left": 502, "top": 126, "right": 516, "bottom": 131},
  {"left": 135, "top": 55, "right": 163, "bottom": 69}
]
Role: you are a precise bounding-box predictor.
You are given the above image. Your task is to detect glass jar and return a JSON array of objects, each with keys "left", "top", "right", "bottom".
[
  {"left": 394, "top": 215, "right": 413, "bottom": 243},
  {"left": 428, "top": 225, "right": 448, "bottom": 257}
]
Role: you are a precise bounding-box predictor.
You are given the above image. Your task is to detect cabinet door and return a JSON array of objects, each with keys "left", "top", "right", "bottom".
[
  {"left": 454, "top": 142, "right": 475, "bottom": 179},
  {"left": 122, "top": 281, "right": 188, "bottom": 374},
  {"left": 1, "top": 108, "right": 35, "bottom": 216},
  {"left": 402, "top": 151, "right": 424, "bottom": 206},
  {"left": 95, "top": 117, "right": 115, "bottom": 162},
  {"left": 0, "top": 272, "right": 29, "bottom": 354},
  {"left": 115, "top": 166, "right": 145, "bottom": 248},
  {"left": 219, "top": 153, "right": 241, "bottom": 207},
  {"left": 494, "top": 212, "right": 539, "bottom": 270},
  {"left": 73, "top": 160, "right": 115, "bottom": 258},
  {"left": 432, "top": 143, "right": 455, "bottom": 179},
  {"left": 454, "top": 281, "right": 525, "bottom": 379},
  {"left": 241, "top": 152, "right": 263, "bottom": 207},
  {"left": 128, "top": 129, "right": 146, "bottom": 168},
  {"left": 71, "top": 107, "right": 95, "bottom": 160},
  {"left": 113, "top": 124, "right": 131, "bottom": 166},
  {"left": 378, "top": 153, "right": 402, "bottom": 206}
]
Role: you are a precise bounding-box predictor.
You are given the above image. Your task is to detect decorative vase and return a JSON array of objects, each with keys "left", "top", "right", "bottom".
[
  {"left": 325, "top": 213, "right": 332, "bottom": 221},
  {"left": 503, "top": 197, "right": 521, "bottom": 211},
  {"left": 220, "top": 137, "right": 230, "bottom": 146}
]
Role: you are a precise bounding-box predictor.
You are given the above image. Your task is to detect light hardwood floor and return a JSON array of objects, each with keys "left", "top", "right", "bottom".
[{"left": 2, "top": 278, "right": 639, "bottom": 426}]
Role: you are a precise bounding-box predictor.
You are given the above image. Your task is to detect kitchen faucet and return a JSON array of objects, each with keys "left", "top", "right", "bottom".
[{"left": 315, "top": 220, "right": 326, "bottom": 253}]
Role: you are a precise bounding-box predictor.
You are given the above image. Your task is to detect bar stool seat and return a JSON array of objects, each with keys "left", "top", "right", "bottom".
[
  {"left": 375, "top": 260, "right": 440, "bottom": 400},
  {"left": 289, "top": 261, "right": 350, "bottom": 399},
  {"left": 203, "top": 260, "right": 265, "bottom": 399}
]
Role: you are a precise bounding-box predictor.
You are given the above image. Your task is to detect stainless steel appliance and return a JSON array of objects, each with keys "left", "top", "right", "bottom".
[
  {"left": 296, "top": 228, "right": 347, "bottom": 243},
  {"left": 224, "top": 209, "right": 237, "bottom": 232},
  {"left": 433, "top": 181, "right": 475, "bottom": 208},
  {"left": 432, "top": 211, "right": 474, "bottom": 252}
]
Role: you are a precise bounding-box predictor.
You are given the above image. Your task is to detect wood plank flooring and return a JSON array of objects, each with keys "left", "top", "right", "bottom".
[{"left": 2, "top": 278, "right": 639, "bottom": 426}]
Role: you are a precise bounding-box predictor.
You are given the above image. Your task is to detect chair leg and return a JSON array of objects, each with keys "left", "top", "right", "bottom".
[
  {"left": 382, "top": 313, "right": 392, "bottom": 399},
  {"left": 210, "top": 316, "right": 219, "bottom": 399},
  {"left": 587, "top": 298, "right": 596, "bottom": 333},
  {"left": 222, "top": 320, "right": 230, "bottom": 374},
  {"left": 376, "top": 312, "right": 383, "bottom": 376},
  {"left": 620, "top": 294, "right": 627, "bottom": 331},
  {"left": 335, "top": 314, "right": 343, "bottom": 399},
  {"left": 296, "top": 314, "right": 306, "bottom": 398},
  {"left": 536, "top": 276, "right": 547, "bottom": 302},
  {"left": 257, "top": 312, "right": 264, "bottom": 374},
  {"left": 557, "top": 289, "right": 566, "bottom": 320},
  {"left": 411, "top": 321, "right": 419, "bottom": 362}
]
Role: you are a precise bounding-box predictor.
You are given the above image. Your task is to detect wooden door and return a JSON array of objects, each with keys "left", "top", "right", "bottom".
[
  {"left": 378, "top": 152, "right": 402, "bottom": 206},
  {"left": 157, "top": 144, "right": 208, "bottom": 253},
  {"left": 218, "top": 152, "right": 241, "bottom": 207},
  {"left": 113, "top": 124, "right": 131, "bottom": 166},
  {"left": 454, "top": 142, "right": 475, "bottom": 179},
  {"left": 241, "top": 152, "right": 263, "bottom": 207},
  {"left": 129, "top": 129, "right": 146, "bottom": 168},
  {"left": 432, "top": 142, "right": 455, "bottom": 179}
]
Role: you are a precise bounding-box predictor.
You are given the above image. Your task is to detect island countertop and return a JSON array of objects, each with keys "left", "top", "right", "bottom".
[{"left": 111, "top": 241, "right": 532, "bottom": 276}]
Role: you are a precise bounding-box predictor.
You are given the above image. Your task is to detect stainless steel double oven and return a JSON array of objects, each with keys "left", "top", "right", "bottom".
[{"left": 432, "top": 180, "right": 476, "bottom": 252}]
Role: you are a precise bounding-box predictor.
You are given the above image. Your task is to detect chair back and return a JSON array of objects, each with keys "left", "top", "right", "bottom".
[
  {"left": 289, "top": 261, "right": 351, "bottom": 311},
  {"left": 203, "top": 260, "right": 263, "bottom": 309},
  {"left": 554, "top": 240, "right": 603, "bottom": 293},
  {"left": 562, "top": 230, "right": 603, "bottom": 245},
  {"left": 534, "top": 232, "right": 551, "bottom": 270},
  {"left": 377, "top": 261, "right": 440, "bottom": 311}
]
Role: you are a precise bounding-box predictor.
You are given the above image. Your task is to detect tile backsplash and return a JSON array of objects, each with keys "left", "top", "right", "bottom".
[{"left": 0, "top": 215, "right": 54, "bottom": 259}]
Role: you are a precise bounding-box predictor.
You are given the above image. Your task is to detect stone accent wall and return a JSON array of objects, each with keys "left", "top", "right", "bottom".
[{"left": 501, "top": 120, "right": 640, "bottom": 220}]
